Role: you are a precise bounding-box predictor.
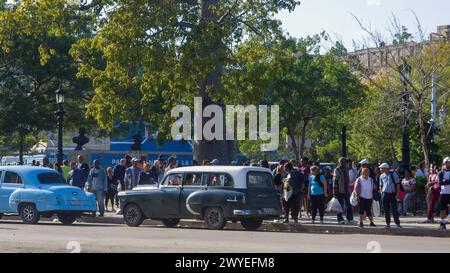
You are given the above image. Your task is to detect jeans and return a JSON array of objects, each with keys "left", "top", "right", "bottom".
[
  {"left": 402, "top": 192, "right": 415, "bottom": 215},
  {"left": 105, "top": 189, "right": 118, "bottom": 210},
  {"left": 336, "top": 193, "right": 353, "bottom": 222},
  {"left": 310, "top": 194, "right": 325, "bottom": 221},
  {"left": 382, "top": 192, "right": 400, "bottom": 226},
  {"left": 93, "top": 191, "right": 106, "bottom": 216}
]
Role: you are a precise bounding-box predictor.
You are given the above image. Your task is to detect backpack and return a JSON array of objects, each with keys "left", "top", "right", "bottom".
[{"left": 389, "top": 171, "right": 404, "bottom": 192}]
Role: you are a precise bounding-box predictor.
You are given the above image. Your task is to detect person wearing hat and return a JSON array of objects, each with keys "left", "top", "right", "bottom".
[
  {"left": 165, "top": 156, "right": 177, "bottom": 174},
  {"left": 379, "top": 163, "right": 401, "bottom": 228},
  {"left": 125, "top": 157, "right": 142, "bottom": 190},
  {"left": 437, "top": 157, "right": 450, "bottom": 229},
  {"left": 211, "top": 159, "right": 220, "bottom": 166}
]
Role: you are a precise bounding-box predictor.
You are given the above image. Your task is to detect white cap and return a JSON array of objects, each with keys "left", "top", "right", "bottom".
[
  {"left": 443, "top": 157, "right": 450, "bottom": 164},
  {"left": 211, "top": 159, "right": 220, "bottom": 165},
  {"left": 132, "top": 157, "right": 139, "bottom": 162},
  {"left": 359, "top": 159, "right": 369, "bottom": 165},
  {"left": 379, "top": 163, "right": 390, "bottom": 169}
]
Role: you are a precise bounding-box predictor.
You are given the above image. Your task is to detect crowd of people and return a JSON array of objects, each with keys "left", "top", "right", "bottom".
[
  {"left": 270, "top": 156, "right": 450, "bottom": 230},
  {"left": 35, "top": 153, "right": 450, "bottom": 230}
]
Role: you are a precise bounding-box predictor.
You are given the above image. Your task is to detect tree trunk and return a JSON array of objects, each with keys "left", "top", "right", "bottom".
[
  {"left": 193, "top": 0, "right": 234, "bottom": 164},
  {"left": 418, "top": 107, "right": 430, "bottom": 168},
  {"left": 298, "top": 118, "right": 309, "bottom": 159},
  {"left": 287, "top": 125, "right": 300, "bottom": 161}
]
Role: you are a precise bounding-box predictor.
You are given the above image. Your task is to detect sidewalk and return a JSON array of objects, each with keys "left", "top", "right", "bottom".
[{"left": 3, "top": 213, "right": 449, "bottom": 238}]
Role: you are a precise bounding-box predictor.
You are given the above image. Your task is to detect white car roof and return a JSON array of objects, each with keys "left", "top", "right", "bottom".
[{"left": 166, "top": 166, "right": 273, "bottom": 189}]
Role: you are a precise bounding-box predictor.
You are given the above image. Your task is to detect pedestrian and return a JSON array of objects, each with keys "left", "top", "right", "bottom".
[
  {"left": 113, "top": 158, "right": 127, "bottom": 213},
  {"left": 400, "top": 168, "right": 416, "bottom": 216},
  {"left": 105, "top": 167, "right": 118, "bottom": 212},
  {"left": 125, "top": 158, "right": 142, "bottom": 190},
  {"left": 416, "top": 162, "right": 428, "bottom": 178},
  {"left": 165, "top": 156, "right": 177, "bottom": 174},
  {"left": 67, "top": 161, "right": 85, "bottom": 189},
  {"left": 138, "top": 162, "right": 155, "bottom": 185},
  {"left": 149, "top": 160, "right": 163, "bottom": 183},
  {"left": 333, "top": 157, "right": 354, "bottom": 224},
  {"left": 283, "top": 163, "right": 306, "bottom": 223},
  {"left": 42, "top": 157, "right": 50, "bottom": 168},
  {"left": 309, "top": 166, "right": 327, "bottom": 224},
  {"left": 211, "top": 159, "right": 220, "bottom": 166},
  {"left": 77, "top": 155, "right": 90, "bottom": 184},
  {"left": 379, "top": 163, "right": 401, "bottom": 228},
  {"left": 61, "top": 160, "right": 71, "bottom": 180},
  {"left": 53, "top": 163, "right": 63, "bottom": 174},
  {"left": 354, "top": 167, "right": 376, "bottom": 228},
  {"left": 299, "top": 157, "right": 311, "bottom": 217},
  {"left": 260, "top": 159, "right": 270, "bottom": 169},
  {"left": 437, "top": 157, "right": 450, "bottom": 230},
  {"left": 348, "top": 159, "right": 358, "bottom": 195},
  {"left": 86, "top": 160, "right": 108, "bottom": 217},
  {"left": 324, "top": 166, "right": 334, "bottom": 199},
  {"left": 425, "top": 166, "right": 440, "bottom": 223}
]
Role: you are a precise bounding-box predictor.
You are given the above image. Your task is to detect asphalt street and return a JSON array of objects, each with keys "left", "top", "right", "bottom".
[{"left": 0, "top": 219, "right": 449, "bottom": 253}]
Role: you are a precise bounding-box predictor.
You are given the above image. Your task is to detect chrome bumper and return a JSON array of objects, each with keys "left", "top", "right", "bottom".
[{"left": 233, "top": 209, "right": 282, "bottom": 216}]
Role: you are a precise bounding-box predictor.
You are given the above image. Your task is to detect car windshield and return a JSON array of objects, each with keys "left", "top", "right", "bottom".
[{"left": 37, "top": 172, "right": 67, "bottom": 184}]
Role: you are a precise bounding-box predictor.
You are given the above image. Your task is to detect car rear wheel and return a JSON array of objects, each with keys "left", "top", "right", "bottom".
[
  {"left": 161, "top": 219, "right": 180, "bottom": 228},
  {"left": 240, "top": 219, "right": 263, "bottom": 230},
  {"left": 123, "top": 204, "right": 144, "bottom": 227},
  {"left": 204, "top": 207, "right": 226, "bottom": 230},
  {"left": 19, "top": 203, "right": 40, "bottom": 224},
  {"left": 58, "top": 214, "right": 77, "bottom": 225}
]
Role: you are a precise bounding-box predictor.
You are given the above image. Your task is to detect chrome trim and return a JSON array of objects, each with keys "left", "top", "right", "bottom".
[{"left": 186, "top": 203, "right": 201, "bottom": 215}]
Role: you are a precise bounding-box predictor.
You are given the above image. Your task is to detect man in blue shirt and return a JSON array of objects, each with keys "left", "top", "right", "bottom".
[
  {"left": 379, "top": 163, "right": 401, "bottom": 228},
  {"left": 125, "top": 158, "right": 142, "bottom": 190},
  {"left": 67, "top": 162, "right": 84, "bottom": 189}
]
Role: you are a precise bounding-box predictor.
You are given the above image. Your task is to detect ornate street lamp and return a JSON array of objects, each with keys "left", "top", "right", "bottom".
[
  {"left": 399, "top": 59, "right": 411, "bottom": 175},
  {"left": 55, "top": 87, "right": 65, "bottom": 166}
]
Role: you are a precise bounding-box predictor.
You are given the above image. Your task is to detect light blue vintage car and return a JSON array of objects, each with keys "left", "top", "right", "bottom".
[{"left": 0, "top": 166, "right": 97, "bottom": 225}]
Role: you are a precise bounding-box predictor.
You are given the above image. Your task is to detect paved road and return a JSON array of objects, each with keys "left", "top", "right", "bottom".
[{"left": 0, "top": 220, "right": 449, "bottom": 253}]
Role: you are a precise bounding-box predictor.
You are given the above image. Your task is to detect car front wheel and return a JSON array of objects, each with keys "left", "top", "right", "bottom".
[
  {"left": 204, "top": 207, "right": 226, "bottom": 230},
  {"left": 123, "top": 204, "right": 144, "bottom": 227},
  {"left": 19, "top": 203, "right": 40, "bottom": 224},
  {"left": 58, "top": 214, "right": 77, "bottom": 225},
  {"left": 240, "top": 219, "right": 263, "bottom": 230},
  {"left": 161, "top": 219, "right": 180, "bottom": 228}
]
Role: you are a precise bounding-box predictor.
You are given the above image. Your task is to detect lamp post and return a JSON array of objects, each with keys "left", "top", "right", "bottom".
[
  {"left": 55, "top": 87, "right": 65, "bottom": 166},
  {"left": 399, "top": 59, "right": 411, "bottom": 175}
]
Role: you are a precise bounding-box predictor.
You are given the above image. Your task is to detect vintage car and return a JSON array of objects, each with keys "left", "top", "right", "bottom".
[
  {"left": 118, "top": 166, "right": 282, "bottom": 230},
  {"left": 0, "top": 166, "right": 97, "bottom": 225}
]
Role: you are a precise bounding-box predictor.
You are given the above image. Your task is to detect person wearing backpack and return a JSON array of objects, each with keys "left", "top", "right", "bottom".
[
  {"left": 379, "top": 163, "right": 401, "bottom": 228},
  {"left": 283, "top": 162, "right": 306, "bottom": 223},
  {"left": 308, "top": 166, "right": 328, "bottom": 224},
  {"left": 354, "top": 167, "right": 376, "bottom": 228},
  {"left": 437, "top": 157, "right": 450, "bottom": 230}
]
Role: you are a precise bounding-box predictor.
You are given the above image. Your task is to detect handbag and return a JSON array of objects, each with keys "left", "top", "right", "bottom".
[{"left": 350, "top": 191, "right": 358, "bottom": 207}]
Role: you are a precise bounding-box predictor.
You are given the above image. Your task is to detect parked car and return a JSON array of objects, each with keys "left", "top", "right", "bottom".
[
  {"left": 0, "top": 166, "right": 97, "bottom": 225},
  {"left": 118, "top": 166, "right": 282, "bottom": 230}
]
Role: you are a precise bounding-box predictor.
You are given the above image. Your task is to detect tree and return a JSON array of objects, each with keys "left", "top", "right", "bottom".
[
  {"left": 0, "top": 0, "right": 97, "bottom": 161},
  {"left": 350, "top": 13, "right": 450, "bottom": 167},
  {"left": 69, "top": 0, "right": 300, "bottom": 163}
]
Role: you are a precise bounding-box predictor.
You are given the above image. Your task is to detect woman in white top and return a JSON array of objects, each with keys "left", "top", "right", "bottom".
[{"left": 354, "top": 167, "right": 376, "bottom": 228}]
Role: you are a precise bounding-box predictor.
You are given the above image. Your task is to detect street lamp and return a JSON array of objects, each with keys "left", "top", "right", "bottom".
[
  {"left": 55, "top": 87, "right": 65, "bottom": 166},
  {"left": 398, "top": 59, "right": 411, "bottom": 175}
]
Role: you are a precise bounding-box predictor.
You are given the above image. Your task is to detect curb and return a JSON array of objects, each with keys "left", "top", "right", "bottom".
[{"left": 4, "top": 215, "right": 448, "bottom": 238}]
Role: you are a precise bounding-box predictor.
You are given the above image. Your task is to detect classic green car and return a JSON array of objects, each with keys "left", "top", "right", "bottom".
[{"left": 118, "top": 166, "right": 282, "bottom": 230}]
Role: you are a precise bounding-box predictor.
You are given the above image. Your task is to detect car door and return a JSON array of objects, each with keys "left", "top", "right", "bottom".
[
  {"left": 179, "top": 173, "right": 206, "bottom": 218},
  {"left": 245, "top": 171, "right": 280, "bottom": 212},
  {"left": 154, "top": 173, "right": 183, "bottom": 217},
  {"left": 0, "top": 171, "right": 23, "bottom": 213}
]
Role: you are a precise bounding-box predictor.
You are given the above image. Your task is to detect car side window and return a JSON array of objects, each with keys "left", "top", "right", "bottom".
[
  {"left": 4, "top": 171, "right": 23, "bottom": 185},
  {"left": 208, "top": 173, "right": 233, "bottom": 187},
  {"left": 247, "top": 172, "right": 273, "bottom": 188},
  {"left": 163, "top": 173, "right": 183, "bottom": 186},
  {"left": 184, "top": 173, "right": 203, "bottom": 186}
]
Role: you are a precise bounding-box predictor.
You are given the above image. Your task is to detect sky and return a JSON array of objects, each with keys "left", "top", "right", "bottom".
[{"left": 276, "top": 0, "right": 450, "bottom": 50}]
